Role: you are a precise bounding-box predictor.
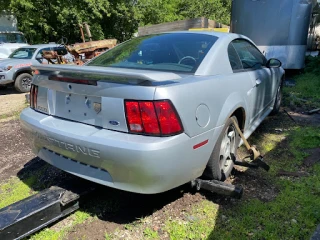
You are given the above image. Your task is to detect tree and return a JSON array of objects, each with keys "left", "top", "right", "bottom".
[
  {"left": 4, "top": 0, "right": 232, "bottom": 44},
  {"left": 8, "top": 0, "right": 137, "bottom": 44},
  {"left": 178, "top": 0, "right": 231, "bottom": 25},
  {"left": 134, "top": 0, "right": 232, "bottom": 27}
]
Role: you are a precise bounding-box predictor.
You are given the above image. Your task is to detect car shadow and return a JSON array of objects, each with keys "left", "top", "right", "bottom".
[
  {"left": 0, "top": 85, "right": 21, "bottom": 95},
  {"left": 16, "top": 156, "right": 192, "bottom": 225}
]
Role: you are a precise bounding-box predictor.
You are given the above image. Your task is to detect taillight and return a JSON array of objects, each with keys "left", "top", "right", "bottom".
[
  {"left": 125, "top": 101, "right": 143, "bottom": 133},
  {"left": 30, "top": 85, "right": 38, "bottom": 109},
  {"left": 154, "top": 101, "right": 182, "bottom": 135},
  {"left": 124, "top": 100, "right": 183, "bottom": 136}
]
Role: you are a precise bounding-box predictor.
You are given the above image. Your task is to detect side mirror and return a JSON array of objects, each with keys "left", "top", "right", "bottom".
[{"left": 266, "top": 58, "right": 282, "bottom": 68}]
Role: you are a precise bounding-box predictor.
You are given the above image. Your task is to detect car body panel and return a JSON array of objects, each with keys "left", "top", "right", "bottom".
[
  {"left": 20, "top": 31, "right": 285, "bottom": 193},
  {"left": 21, "top": 107, "right": 222, "bottom": 193}
]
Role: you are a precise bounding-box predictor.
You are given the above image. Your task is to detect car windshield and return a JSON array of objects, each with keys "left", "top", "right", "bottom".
[
  {"left": 9, "top": 48, "right": 37, "bottom": 59},
  {"left": 0, "top": 33, "right": 27, "bottom": 43},
  {"left": 87, "top": 33, "right": 218, "bottom": 73}
]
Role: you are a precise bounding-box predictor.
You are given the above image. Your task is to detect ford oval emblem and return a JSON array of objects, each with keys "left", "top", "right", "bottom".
[{"left": 109, "top": 120, "right": 120, "bottom": 126}]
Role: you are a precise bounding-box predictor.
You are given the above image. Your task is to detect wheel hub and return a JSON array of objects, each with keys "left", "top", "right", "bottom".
[{"left": 21, "top": 77, "right": 31, "bottom": 89}]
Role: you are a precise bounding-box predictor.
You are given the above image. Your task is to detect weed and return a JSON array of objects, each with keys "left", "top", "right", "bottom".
[
  {"left": 143, "top": 227, "right": 159, "bottom": 239},
  {"left": 165, "top": 201, "right": 219, "bottom": 240}
]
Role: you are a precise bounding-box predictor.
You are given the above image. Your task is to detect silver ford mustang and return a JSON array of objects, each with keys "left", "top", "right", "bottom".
[{"left": 20, "top": 31, "right": 284, "bottom": 194}]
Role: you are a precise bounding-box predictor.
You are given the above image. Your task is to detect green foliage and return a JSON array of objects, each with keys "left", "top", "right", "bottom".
[
  {"left": 8, "top": 0, "right": 137, "bottom": 44},
  {"left": 5, "top": 0, "right": 231, "bottom": 44},
  {"left": 134, "top": 0, "right": 231, "bottom": 27}
]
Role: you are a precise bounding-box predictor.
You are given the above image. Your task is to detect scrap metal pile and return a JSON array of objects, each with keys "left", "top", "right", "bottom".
[
  {"left": 65, "top": 39, "right": 117, "bottom": 65},
  {"left": 43, "top": 23, "right": 117, "bottom": 65}
]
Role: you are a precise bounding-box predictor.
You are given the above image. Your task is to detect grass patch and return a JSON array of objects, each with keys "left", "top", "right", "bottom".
[
  {"left": 165, "top": 201, "right": 219, "bottom": 240},
  {"left": 0, "top": 176, "right": 37, "bottom": 208},
  {"left": 30, "top": 211, "right": 92, "bottom": 240},
  {"left": 283, "top": 56, "right": 320, "bottom": 109},
  {"left": 211, "top": 165, "right": 320, "bottom": 239},
  {"left": 290, "top": 126, "right": 320, "bottom": 160},
  {"left": 0, "top": 103, "right": 28, "bottom": 122},
  {"left": 143, "top": 227, "right": 159, "bottom": 239},
  {"left": 0, "top": 164, "right": 93, "bottom": 240},
  {"left": 161, "top": 120, "right": 320, "bottom": 240}
]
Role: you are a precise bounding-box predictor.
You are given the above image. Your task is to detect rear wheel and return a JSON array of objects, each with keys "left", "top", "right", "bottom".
[
  {"left": 14, "top": 73, "right": 32, "bottom": 93},
  {"left": 203, "top": 116, "right": 240, "bottom": 181}
]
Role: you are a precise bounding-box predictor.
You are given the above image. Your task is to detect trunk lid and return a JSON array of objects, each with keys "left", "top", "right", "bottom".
[{"left": 32, "top": 65, "right": 182, "bottom": 133}]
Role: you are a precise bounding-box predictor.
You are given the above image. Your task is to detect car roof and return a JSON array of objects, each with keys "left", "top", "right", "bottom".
[
  {"left": 22, "top": 43, "right": 63, "bottom": 49},
  {"left": 157, "top": 30, "right": 245, "bottom": 40}
]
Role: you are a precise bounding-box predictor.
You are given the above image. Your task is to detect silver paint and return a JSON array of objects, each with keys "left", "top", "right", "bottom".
[{"left": 21, "top": 31, "right": 284, "bottom": 194}]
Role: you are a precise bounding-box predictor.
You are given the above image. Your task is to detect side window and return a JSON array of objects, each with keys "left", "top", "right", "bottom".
[
  {"left": 227, "top": 43, "right": 243, "bottom": 71},
  {"left": 54, "top": 47, "right": 68, "bottom": 55},
  {"left": 35, "top": 47, "right": 50, "bottom": 59},
  {"left": 232, "top": 39, "right": 267, "bottom": 69}
]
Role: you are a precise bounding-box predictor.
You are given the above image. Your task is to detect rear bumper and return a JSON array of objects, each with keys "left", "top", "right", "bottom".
[{"left": 20, "top": 108, "right": 222, "bottom": 194}]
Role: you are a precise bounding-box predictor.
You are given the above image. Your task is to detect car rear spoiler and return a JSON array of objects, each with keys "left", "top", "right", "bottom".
[{"left": 33, "top": 65, "right": 182, "bottom": 84}]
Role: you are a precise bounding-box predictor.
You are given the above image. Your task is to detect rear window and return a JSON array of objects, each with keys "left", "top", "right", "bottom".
[{"left": 87, "top": 33, "right": 218, "bottom": 73}]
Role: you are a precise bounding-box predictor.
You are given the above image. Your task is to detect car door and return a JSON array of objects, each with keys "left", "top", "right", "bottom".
[
  {"left": 231, "top": 39, "right": 272, "bottom": 122},
  {"left": 34, "top": 47, "right": 51, "bottom": 64}
]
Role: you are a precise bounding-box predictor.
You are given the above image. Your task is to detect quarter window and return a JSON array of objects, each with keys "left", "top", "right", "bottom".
[
  {"left": 227, "top": 43, "right": 243, "bottom": 71},
  {"left": 232, "top": 39, "right": 266, "bottom": 69}
]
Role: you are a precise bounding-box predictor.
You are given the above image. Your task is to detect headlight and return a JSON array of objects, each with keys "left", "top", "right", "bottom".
[{"left": 0, "top": 65, "right": 12, "bottom": 71}]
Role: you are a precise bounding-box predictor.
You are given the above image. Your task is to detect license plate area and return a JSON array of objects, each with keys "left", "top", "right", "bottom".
[{"left": 55, "top": 92, "right": 102, "bottom": 127}]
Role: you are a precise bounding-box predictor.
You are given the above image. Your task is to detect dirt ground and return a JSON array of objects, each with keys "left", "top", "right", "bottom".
[
  {"left": 0, "top": 87, "right": 33, "bottom": 180},
  {"left": 0, "top": 87, "right": 27, "bottom": 117},
  {"left": 0, "top": 120, "right": 36, "bottom": 181},
  {"left": 0, "top": 88, "right": 320, "bottom": 239}
]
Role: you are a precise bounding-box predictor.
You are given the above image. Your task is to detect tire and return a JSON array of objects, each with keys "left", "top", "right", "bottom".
[
  {"left": 270, "top": 82, "right": 282, "bottom": 115},
  {"left": 14, "top": 73, "right": 33, "bottom": 93},
  {"left": 203, "top": 116, "right": 240, "bottom": 181}
]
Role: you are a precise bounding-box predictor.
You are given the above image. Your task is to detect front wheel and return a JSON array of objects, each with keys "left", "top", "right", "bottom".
[
  {"left": 14, "top": 73, "right": 33, "bottom": 93},
  {"left": 203, "top": 116, "right": 240, "bottom": 181}
]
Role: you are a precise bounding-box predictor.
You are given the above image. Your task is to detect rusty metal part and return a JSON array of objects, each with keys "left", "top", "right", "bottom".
[
  {"left": 66, "top": 39, "right": 117, "bottom": 55},
  {"left": 41, "top": 21, "right": 117, "bottom": 65},
  {"left": 66, "top": 39, "right": 117, "bottom": 64},
  {"left": 83, "top": 22, "right": 92, "bottom": 42},
  {"left": 42, "top": 50, "right": 67, "bottom": 64},
  {"left": 79, "top": 24, "right": 85, "bottom": 43}
]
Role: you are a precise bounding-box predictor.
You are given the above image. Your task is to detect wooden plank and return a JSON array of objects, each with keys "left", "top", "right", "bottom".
[
  {"left": 138, "top": 17, "right": 229, "bottom": 36},
  {"left": 138, "top": 17, "right": 209, "bottom": 36},
  {"left": 208, "top": 19, "right": 229, "bottom": 28}
]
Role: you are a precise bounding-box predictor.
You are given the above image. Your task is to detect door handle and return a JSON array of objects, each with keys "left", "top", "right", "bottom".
[{"left": 255, "top": 79, "right": 262, "bottom": 86}]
